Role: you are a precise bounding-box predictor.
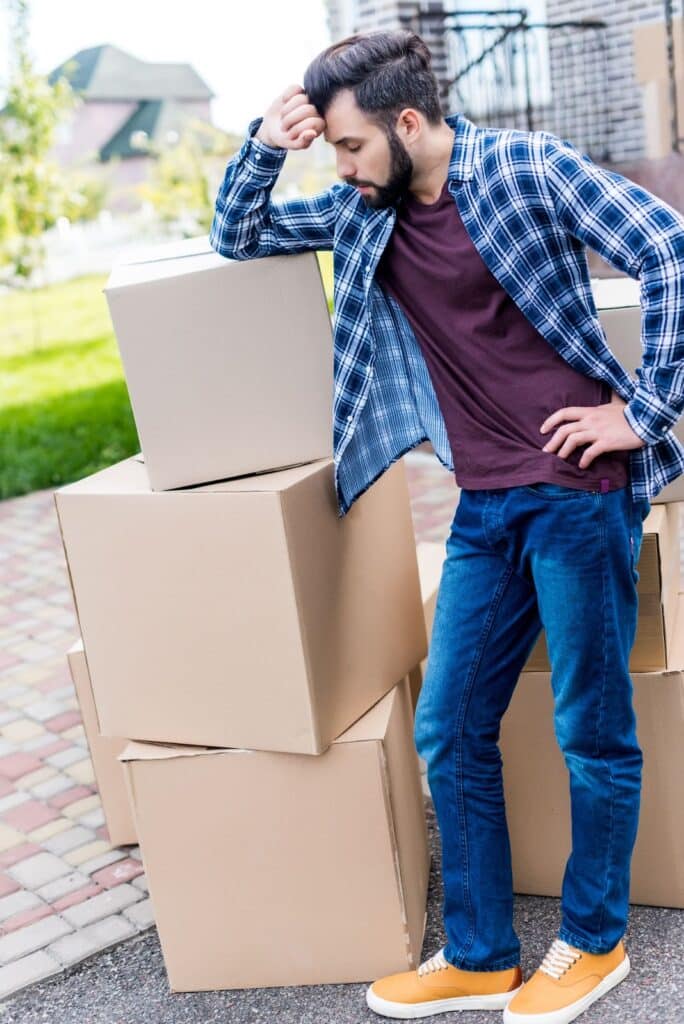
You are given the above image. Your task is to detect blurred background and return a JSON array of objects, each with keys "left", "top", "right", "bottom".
[{"left": 1, "top": 0, "right": 682, "bottom": 500}]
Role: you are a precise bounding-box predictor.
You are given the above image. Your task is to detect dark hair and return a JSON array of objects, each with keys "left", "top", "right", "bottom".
[{"left": 303, "top": 29, "right": 444, "bottom": 131}]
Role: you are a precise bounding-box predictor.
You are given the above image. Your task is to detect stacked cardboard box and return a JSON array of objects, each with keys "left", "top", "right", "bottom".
[{"left": 55, "top": 240, "right": 431, "bottom": 991}]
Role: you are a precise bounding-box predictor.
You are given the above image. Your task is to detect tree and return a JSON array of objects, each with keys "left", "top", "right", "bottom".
[
  {"left": 0, "top": 0, "right": 78, "bottom": 290},
  {"left": 136, "top": 119, "right": 241, "bottom": 236}
]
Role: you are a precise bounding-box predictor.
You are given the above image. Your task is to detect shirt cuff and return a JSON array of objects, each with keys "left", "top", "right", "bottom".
[
  {"left": 623, "top": 387, "right": 682, "bottom": 445},
  {"left": 237, "top": 116, "right": 288, "bottom": 179}
]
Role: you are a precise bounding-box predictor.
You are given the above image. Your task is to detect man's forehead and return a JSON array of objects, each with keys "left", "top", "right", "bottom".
[{"left": 323, "top": 92, "right": 374, "bottom": 143}]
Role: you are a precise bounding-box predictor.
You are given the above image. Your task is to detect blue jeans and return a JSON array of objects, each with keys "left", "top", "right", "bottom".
[{"left": 414, "top": 481, "right": 651, "bottom": 970}]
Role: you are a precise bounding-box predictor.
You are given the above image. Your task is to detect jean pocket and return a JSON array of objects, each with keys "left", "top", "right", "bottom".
[{"left": 521, "top": 481, "right": 593, "bottom": 500}]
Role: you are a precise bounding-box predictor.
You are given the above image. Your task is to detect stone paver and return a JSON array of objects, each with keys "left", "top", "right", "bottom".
[{"left": 0, "top": 455, "right": 680, "bottom": 1003}]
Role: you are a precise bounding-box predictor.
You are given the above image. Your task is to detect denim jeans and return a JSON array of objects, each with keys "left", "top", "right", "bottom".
[{"left": 414, "top": 481, "right": 651, "bottom": 970}]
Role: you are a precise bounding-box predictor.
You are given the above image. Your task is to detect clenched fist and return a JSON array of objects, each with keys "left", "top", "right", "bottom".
[{"left": 256, "top": 84, "right": 326, "bottom": 150}]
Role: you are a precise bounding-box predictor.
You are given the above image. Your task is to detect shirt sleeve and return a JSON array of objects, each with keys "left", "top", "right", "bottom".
[
  {"left": 543, "top": 134, "right": 684, "bottom": 444},
  {"left": 208, "top": 116, "right": 339, "bottom": 259}
]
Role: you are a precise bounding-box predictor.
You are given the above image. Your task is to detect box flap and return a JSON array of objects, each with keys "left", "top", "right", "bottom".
[
  {"left": 332, "top": 687, "right": 397, "bottom": 744},
  {"left": 56, "top": 454, "right": 333, "bottom": 498},
  {"left": 119, "top": 740, "right": 256, "bottom": 763},
  {"left": 66, "top": 636, "right": 83, "bottom": 656}
]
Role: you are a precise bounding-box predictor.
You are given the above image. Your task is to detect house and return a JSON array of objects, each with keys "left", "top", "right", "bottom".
[{"left": 48, "top": 44, "right": 220, "bottom": 212}]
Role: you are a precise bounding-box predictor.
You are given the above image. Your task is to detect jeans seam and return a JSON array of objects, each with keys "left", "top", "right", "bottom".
[
  {"left": 449, "top": 562, "right": 515, "bottom": 966},
  {"left": 594, "top": 494, "right": 615, "bottom": 946}
]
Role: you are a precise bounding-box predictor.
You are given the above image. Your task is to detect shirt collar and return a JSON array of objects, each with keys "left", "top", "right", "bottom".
[{"left": 445, "top": 112, "right": 478, "bottom": 182}]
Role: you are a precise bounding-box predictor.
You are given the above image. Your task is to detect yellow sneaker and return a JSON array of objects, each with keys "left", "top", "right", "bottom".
[
  {"left": 366, "top": 948, "right": 523, "bottom": 1018},
  {"left": 503, "top": 938, "right": 630, "bottom": 1024}
]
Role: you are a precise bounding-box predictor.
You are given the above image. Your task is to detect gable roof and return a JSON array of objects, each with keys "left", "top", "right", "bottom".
[
  {"left": 48, "top": 44, "right": 214, "bottom": 101},
  {"left": 99, "top": 98, "right": 208, "bottom": 160}
]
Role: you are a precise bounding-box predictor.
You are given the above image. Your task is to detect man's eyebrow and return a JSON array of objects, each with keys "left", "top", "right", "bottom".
[{"left": 328, "top": 135, "right": 363, "bottom": 145}]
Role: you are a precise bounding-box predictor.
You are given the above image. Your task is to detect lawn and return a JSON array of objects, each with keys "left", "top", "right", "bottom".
[{"left": 0, "top": 251, "right": 334, "bottom": 501}]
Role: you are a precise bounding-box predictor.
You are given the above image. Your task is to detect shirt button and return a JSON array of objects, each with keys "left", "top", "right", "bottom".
[
  {"left": 347, "top": 414, "right": 353, "bottom": 420},
  {"left": 254, "top": 153, "right": 261, "bottom": 160}
]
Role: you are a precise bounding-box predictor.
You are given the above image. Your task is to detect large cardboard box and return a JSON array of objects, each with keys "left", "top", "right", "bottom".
[
  {"left": 524, "top": 502, "right": 681, "bottom": 672},
  {"left": 120, "top": 678, "right": 430, "bottom": 991},
  {"left": 591, "top": 275, "right": 684, "bottom": 503},
  {"left": 55, "top": 456, "right": 426, "bottom": 754},
  {"left": 66, "top": 639, "right": 136, "bottom": 846},
  {"left": 104, "top": 238, "right": 333, "bottom": 491},
  {"left": 502, "top": 593, "right": 684, "bottom": 908}
]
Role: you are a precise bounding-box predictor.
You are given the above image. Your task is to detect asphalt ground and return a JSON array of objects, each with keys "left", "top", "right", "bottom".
[{"left": 1, "top": 802, "right": 681, "bottom": 1024}]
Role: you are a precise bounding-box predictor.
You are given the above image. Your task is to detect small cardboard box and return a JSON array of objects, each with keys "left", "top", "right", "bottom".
[
  {"left": 591, "top": 275, "right": 684, "bottom": 504},
  {"left": 55, "top": 456, "right": 426, "bottom": 753},
  {"left": 524, "top": 502, "right": 681, "bottom": 672},
  {"left": 104, "top": 238, "right": 333, "bottom": 491},
  {"left": 502, "top": 593, "right": 684, "bottom": 908},
  {"left": 66, "top": 639, "right": 136, "bottom": 846},
  {"left": 120, "top": 678, "right": 430, "bottom": 991}
]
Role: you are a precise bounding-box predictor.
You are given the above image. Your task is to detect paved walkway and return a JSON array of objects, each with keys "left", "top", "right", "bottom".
[{"left": 0, "top": 453, "right": 681, "bottom": 1014}]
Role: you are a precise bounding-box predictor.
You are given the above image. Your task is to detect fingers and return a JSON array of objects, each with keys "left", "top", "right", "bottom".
[
  {"left": 281, "top": 102, "right": 320, "bottom": 131},
  {"left": 280, "top": 84, "right": 306, "bottom": 107},
  {"left": 286, "top": 115, "right": 325, "bottom": 141}
]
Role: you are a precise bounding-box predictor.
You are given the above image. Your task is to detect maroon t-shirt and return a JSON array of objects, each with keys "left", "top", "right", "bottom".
[{"left": 375, "top": 180, "right": 630, "bottom": 492}]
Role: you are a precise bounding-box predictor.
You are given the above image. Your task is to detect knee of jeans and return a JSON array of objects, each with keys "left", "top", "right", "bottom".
[{"left": 414, "top": 706, "right": 449, "bottom": 764}]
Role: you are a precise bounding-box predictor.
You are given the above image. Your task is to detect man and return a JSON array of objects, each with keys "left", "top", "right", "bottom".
[{"left": 209, "top": 29, "right": 684, "bottom": 1024}]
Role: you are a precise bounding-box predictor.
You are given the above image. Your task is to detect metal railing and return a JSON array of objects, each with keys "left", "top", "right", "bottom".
[{"left": 404, "top": 7, "right": 611, "bottom": 161}]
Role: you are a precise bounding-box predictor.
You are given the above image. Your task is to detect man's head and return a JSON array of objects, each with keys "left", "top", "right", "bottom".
[{"left": 303, "top": 30, "right": 445, "bottom": 209}]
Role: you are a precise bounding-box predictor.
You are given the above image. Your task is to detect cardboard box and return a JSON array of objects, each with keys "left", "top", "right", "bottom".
[
  {"left": 502, "top": 593, "right": 684, "bottom": 908},
  {"left": 591, "top": 275, "right": 684, "bottom": 503},
  {"left": 524, "top": 502, "right": 681, "bottom": 672},
  {"left": 104, "top": 238, "right": 333, "bottom": 491},
  {"left": 408, "top": 541, "right": 445, "bottom": 710},
  {"left": 120, "top": 678, "right": 430, "bottom": 991},
  {"left": 66, "top": 639, "right": 136, "bottom": 847},
  {"left": 55, "top": 456, "right": 426, "bottom": 754}
]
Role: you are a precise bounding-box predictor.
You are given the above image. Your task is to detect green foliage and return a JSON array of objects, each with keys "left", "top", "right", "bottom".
[
  {"left": 0, "top": 272, "right": 140, "bottom": 498},
  {"left": 136, "top": 119, "right": 241, "bottom": 235},
  {"left": 0, "top": 0, "right": 81, "bottom": 285}
]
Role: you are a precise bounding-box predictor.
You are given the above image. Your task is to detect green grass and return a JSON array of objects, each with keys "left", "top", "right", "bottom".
[{"left": 1, "top": 253, "right": 335, "bottom": 501}]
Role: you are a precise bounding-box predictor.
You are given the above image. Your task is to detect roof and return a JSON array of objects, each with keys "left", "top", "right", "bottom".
[{"left": 48, "top": 44, "right": 214, "bottom": 101}]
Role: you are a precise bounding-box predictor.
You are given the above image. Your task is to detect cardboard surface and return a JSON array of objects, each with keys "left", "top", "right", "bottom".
[
  {"left": 502, "top": 594, "right": 684, "bottom": 908},
  {"left": 55, "top": 456, "right": 426, "bottom": 754},
  {"left": 591, "top": 276, "right": 684, "bottom": 503},
  {"left": 104, "top": 239, "right": 334, "bottom": 491},
  {"left": 524, "top": 502, "right": 682, "bottom": 672},
  {"left": 121, "top": 679, "right": 430, "bottom": 991},
  {"left": 66, "top": 639, "right": 136, "bottom": 846}
]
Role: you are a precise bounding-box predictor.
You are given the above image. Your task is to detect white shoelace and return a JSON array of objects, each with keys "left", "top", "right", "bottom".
[
  {"left": 417, "top": 948, "right": 449, "bottom": 976},
  {"left": 539, "top": 939, "right": 582, "bottom": 980}
]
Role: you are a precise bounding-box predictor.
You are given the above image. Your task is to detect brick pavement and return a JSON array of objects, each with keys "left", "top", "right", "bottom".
[{"left": 0, "top": 453, "right": 680, "bottom": 1000}]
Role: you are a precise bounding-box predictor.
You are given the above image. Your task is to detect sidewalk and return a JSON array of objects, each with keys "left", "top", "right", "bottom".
[{"left": 0, "top": 453, "right": 681, "bottom": 1018}]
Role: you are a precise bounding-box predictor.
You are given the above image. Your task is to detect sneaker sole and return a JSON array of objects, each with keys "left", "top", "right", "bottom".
[
  {"left": 502, "top": 954, "right": 630, "bottom": 1024},
  {"left": 366, "top": 983, "right": 523, "bottom": 1019}
]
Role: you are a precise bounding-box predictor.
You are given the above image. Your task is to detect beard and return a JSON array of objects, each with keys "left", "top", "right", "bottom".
[{"left": 348, "top": 125, "right": 414, "bottom": 210}]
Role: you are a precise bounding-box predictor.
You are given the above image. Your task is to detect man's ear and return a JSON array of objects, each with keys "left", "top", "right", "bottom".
[{"left": 396, "top": 108, "right": 422, "bottom": 144}]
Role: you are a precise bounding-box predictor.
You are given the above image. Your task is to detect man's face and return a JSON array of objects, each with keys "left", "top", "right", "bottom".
[{"left": 322, "top": 89, "right": 414, "bottom": 210}]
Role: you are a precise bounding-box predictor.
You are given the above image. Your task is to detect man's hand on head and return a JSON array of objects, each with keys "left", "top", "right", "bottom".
[{"left": 256, "top": 85, "right": 326, "bottom": 150}]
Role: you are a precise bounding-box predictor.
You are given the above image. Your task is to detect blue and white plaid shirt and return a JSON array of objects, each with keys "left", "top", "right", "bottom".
[{"left": 209, "top": 112, "right": 684, "bottom": 516}]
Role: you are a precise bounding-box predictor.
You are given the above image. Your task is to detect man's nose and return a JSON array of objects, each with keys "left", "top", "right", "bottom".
[{"left": 337, "top": 156, "right": 356, "bottom": 180}]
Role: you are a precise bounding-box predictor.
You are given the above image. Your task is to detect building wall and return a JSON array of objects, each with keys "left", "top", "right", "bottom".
[{"left": 545, "top": 0, "right": 683, "bottom": 163}]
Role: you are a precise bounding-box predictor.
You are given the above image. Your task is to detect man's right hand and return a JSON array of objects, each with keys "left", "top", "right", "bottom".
[{"left": 256, "top": 84, "right": 326, "bottom": 150}]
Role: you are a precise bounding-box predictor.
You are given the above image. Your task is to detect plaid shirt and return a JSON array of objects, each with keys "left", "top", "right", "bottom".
[{"left": 209, "top": 112, "right": 684, "bottom": 516}]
